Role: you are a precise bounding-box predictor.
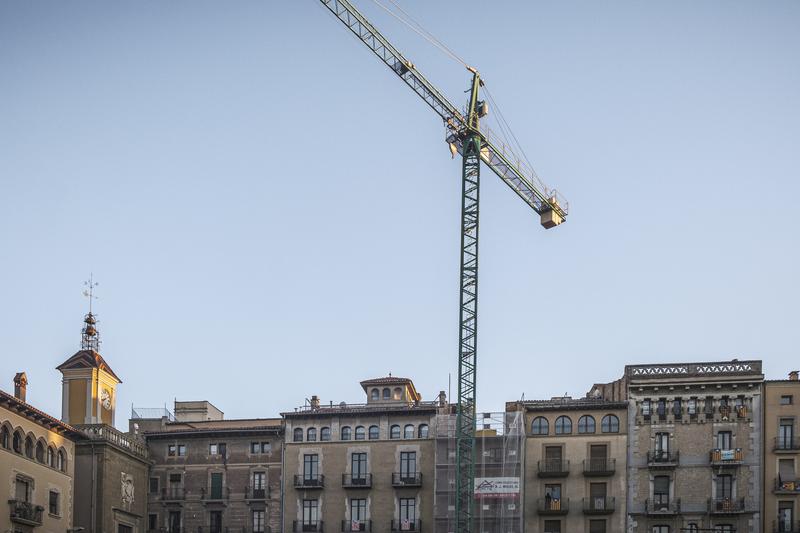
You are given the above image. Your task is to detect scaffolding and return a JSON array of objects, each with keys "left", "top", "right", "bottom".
[{"left": 435, "top": 411, "right": 524, "bottom": 533}]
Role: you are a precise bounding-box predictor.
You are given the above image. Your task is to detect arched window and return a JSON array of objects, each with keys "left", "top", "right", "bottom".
[
  {"left": 554, "top": 416, "right": 572, "bottom": 435},
  {"left": 355, "top": 426, "right": 366, "bottom": 440},
  {"left": 293, "top": 428, "right": 303, "bottom": 442},
  {"left": 368, "top": 425, "right": 380, "bottom": 440},
  {"left": 371, "top": 389, "right": 379, "bottom": 401},
  {"left": 58, "top": 449, "right": 66, "bottom": 472},
  {"left": 307, "top": 428, "right": 317, "bottom": 442},
  {"left": 418, "top": 424, "right": 429, "bottom": 438},
  {"left": 25, "top": 436, "right": 34, "bottom": 458},
  {"left": 0, "top": 426, "right": 8, "bottom": 449},
  {"left": 578, "top": 415, "right": 596, "bottom": 434},
  {"left": 47, "top": 447, "right": 55, "bottom": 468},
  {"left": 390, "top": 425, "right": 401, "bottom": 439},
  {"left": 320, "top": 427, "right": 331, "bottom": 442},
  {"left": 382, "top": 388, "right": 391, "bottom": 400},
  {"left": 341, "top": 426, "right": 352, "bottom": 440},
  {"left": 531, "top": 417, "right": 549, "bottom": 435},
  {"left": 601, "top": 414, "right": 620, "bottom": 433},
  {"left": 404, "top": 424, "right": 414, "bottom": 439},
  {"left": 393, "top": 387, "right": 403, "bottom": 400},
  {"left": 13, "top": 431, "right": 23, "bottom": 453},
  {"left": 35, "top": 441, "right": 45, "bottom": 462}
]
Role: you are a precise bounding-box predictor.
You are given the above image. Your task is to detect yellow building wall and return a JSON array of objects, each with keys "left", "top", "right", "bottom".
[{"left": 68, "top": 379, "right": 87, "bottom": 425}]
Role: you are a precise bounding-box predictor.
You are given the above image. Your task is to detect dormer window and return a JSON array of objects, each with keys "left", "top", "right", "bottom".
[
  {"left": 383, "top": 388, "right": 391, "bottom": 400},
  {"left": 371, "top": 389, "right": 379, "bottom": 401},
  {"left": 393, "top": 387, "right": 403, "bottom": 400}
]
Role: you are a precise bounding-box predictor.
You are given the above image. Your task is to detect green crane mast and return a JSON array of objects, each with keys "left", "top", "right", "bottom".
[{"left": 315, "top": 2, "right": 569, "bottom": 532}]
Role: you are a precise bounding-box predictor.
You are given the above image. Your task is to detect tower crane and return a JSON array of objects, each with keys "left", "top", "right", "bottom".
[{"left": 315, "top": 2, "right": 569, "bottom": 531}]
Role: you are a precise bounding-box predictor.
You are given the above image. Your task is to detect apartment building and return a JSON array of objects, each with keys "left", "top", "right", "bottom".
[
  {"left": 1, "top": 373, "right": 82, "bottom": 533},
  {"left": 511, "top": 397, "right": 628, "bottom": 533},
  {"left": 625, "top": 360, "right": 764, "bottom": 533},
  {"left": 764, "top": 371, "right": 800, "bottom": 533},
  {"left": 132, "top": 401, "right": 283, "bottom": 533},
  {"left": 281, "top": 377, "right": 446, "bottom": 533}
]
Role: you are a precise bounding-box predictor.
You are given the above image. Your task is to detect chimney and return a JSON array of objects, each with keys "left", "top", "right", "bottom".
[
  {"left": 438, "top": 390, "right": 447, "bottom": 407},
  {"left": 13, "top": 372, "right": 28, "bottom": 403},
  {"left": 789, "top": 371, "right": 799, "bottom": 381},
  {"left": 310, "top": 395, "right": 320, "bottom": 410}
]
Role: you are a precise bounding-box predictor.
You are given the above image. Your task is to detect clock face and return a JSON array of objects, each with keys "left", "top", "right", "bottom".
[{"left": 101, "top": 388, "right": 112, "bottom": 410}]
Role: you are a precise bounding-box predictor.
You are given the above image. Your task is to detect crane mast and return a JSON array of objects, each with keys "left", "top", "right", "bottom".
[{"left": 316, "top": 2, "right": 569, "bottom": 532}]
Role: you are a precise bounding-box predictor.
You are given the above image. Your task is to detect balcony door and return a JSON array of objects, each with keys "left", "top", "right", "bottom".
[
  {"left": 304, "top": 454, "right": 319, "bottom": 483},
  {"left": 399, "top": 498, "right": 416, "bottom": 530},
  {"left": 717, "top": 431, "right": 732, "bottom": 450},
  {"left": 655, "top": 433, "right": 669, "bottom": 459},
  {"left": 303, "top": 499, "right": 319, "bottom": 531},
  {"left": 779, "top": 502, "right": 794, "bottom": 532},
  {"left": 352, "top": 453, "right": 368, "bottom": 483},
  {"left": 653, "top": 476, "right": 669, "bottom": 507},
  {"left": 590, "top": 444, "right": 607, "bottom": 471},
  {"left": 716, "top": 474, "right": 733, "bottom": 500},
  {"left": 590, "top": 482, "right": 607, "bottom": 510},
  {"left": 400, "top": 452, "right": 417, "bottom": 481},
  {"left": 350, "top": 498, "right": 367, "bottom": 530},
  {"left": 780, "top": 419, "right": 795, "bottom": 449}
]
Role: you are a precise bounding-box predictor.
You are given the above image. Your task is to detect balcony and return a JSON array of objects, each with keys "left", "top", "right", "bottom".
[
  {"left": 583, "top": 496, "right": 615, "bottom": 515},
  {"left": 200, "top": 486, "right": 230, "bottom": 501},
  {"left": 709, "top": 448, "right": 743, "bottom": 466},
  {"left": 775, "top": 437, "right": 800, "bottom": 453},
  {"left": 245, "top": 486, "right": 269, "bottom": 500},
  {"left": 294, "top": 475, "right": 325, "bottom": 489},
  {"left": 9, "top": 500, "right": 44, "bottom": 527},
  {"left": 390, "top": 519, "right": 421, "bottom": 532},
  {"left": 342, "top": 520, "right": 371, "bottom": 532},
  {"left": 392, "top": 473, "right": 422, "bottom": 487},
  {"left": 774, "top": 520, "right": 800, "bottom": 532},
  {"left": 774, "top": 479, "right": 800, "bottom": 495},
  {"left": 645, "top": 498, "right": 680, "bottom": 515},
  {"left": 537, "top": 459, "right": 569, "bottom": 478},
  {"left": 647, "top": 450, "right": 679, "bottom": 468},
  {"left": 343, "top": 474, "right": 372, "bottom": 489},
  {"left": 293, "top": 521, "right": 324, "bottom": 533},
  {"left": 536, "top": 497, "right": 569, "bottom": 515},
  {"left": 708, "top": 497, "right": 746, "bottom": 514},
  {"left": 161, "top": 487, "right": 186, "bottom": 501},
  {"left": 583, "top": 458, "right": 616, "bottom": 476}
]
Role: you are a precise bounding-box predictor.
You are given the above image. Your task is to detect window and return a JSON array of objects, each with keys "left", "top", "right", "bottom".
[
  {"left": 148, "top": 514, "right": 158, "bottom": 531},
  {"left": 341, "top": 426, "right": 352, "bottom": 440},
  {"left": 48, "top": 490, "right": 60, "bottom": 515},
  {"left": 717, "top": 431, "right": 732, "bottom": 450},
  {"left": 168, "top": 444, "right": 177, "bottom": 456},
  {"left": 404, "top": 424, "right": 415, "bottom": 439},
  {"left": 209, "top": 510, "right": 222, "bottom": 533},
  {"left": 13, "top": 431, "right": 23, "bottom": 453},
  {"left": 716, "top": 474, "right": 732, "bottom": 499},
  {"left": 781, "top": 395, "right": 793, "bottom": 405},
  {"left": 531, "top": 416, "right": 549, "bottom": 435},
  {"left": 778, "top": 501, "right": 794, "bottom": 532},
  {"left": 672, "top": 399, "right": 682, "bottom": 416},
  {"left": 589, "top": 520, "right": 606, "bottom": 533},
  {"left": 149, "top": 477, "right": 159, "bottom": 494},
  {"left": 293, "top": 428, "right": 304, "bottom": 442},
  {"left": 302, "top": 499, "right": 319, "bottom": 529},
  {"left": 371, "top": 389, "right": 379, "bottom": 401},
  {"left": 589, "top": 482, "right": 607, "bottom": 510},
  {"left": 383, "top": 388, "right": 391, "bottom": 400},
  {"left": 320, "top": 427, "right": 331, "bottom": 441},
  {"left": 209, "top": 443, "right": 226, "bottom": 456},
  {"left": 654, "top": 476, "right": 670, "bottom": 505},
  {"left": 25, "top": 436, "right": 34, "bottom": 458},
  {"left": 253, "top": 510, "right": 266, "bottom": 533},
  {"left": 641, "top": 400, "right": 651, "bottom": 416},
  {"left": 652, "top": 527, "right": 669, "bottom": 533},
  {"left": 657, "top": 399, "right": 667, "bottom": 418},
  {"left": 253, "top": 472, "right": 266, "bottom": 497},
  {"left": 210, "top": 472, "right": 223, "bottom": 499},
  {"left": 304, "top": 454, "right": 319, "bottom": 482},
  {"left": 687, "top": 398, "right": 697, "bottom": 415},
  {"left": 119, "top": 525, "right": 133, "bottom": 533},
  {"left": 779, "top": 418, "right": 795, "bottom": 449},
  {"left": 589, "top": 444, "right": 608, "bottom": 472},
  {"left": 554, "top": 416, "right": 572, "bottom": 435},
  {"left": 390, "top": 425, "right": 401, "bottom": 439},
  {"left": 393, "top": 387, "right": 403, "bottom": 400},
  {"left": 578, "top": 415, "right": 596, "bottom": 434},
  {"left": 714, "top": 526, "right": 734, "bottom": 533},
  {"left": 307, "top": 428, "right": 317, "bottom": 442},
  {"left": 399, "top": 497, "right": 416, "bottom": 528},
  {"left": 368, "top": 425, "right": 379, "bottom": 440},
  {"left": 601, "top": 414, "right": 619, "bottom": 433},
  {"left": 400, "top": 451, "right": 417, "bottom": 480},
  {"left": 262, "top": 442, "right": 271, "bottom": 453},
  {"left": 543, "top": 520, "right": 561, "bottom": 533},
  {"left": 57, "top": 449, "right": 66, "bottom": 471},
  {"left": 355, "top": 426, "right": 366, "bottom": 440},
  {"left": 169, "top": 473, "right": 182, "bottom": 485},
  {"left": 252, "top": 441, "right": 271, "bottom": 454},
  {"left": 0, "top": 426, "right": 8, "bottom": 448},
  {"left": 35, "top": 441, "right": 45, "bottom": 462},
  {"left": 418, "top": 424, "right": 429, "bottom": 438},
  {"left": 543, "top": 446, "right": 563, "bottom": 472},
  {"left": 352, "top": 452, "right": 368, "bottom": 483},
  {"left": 351, "top": 498, "right": 367, "bottom": 529},
  {"left": 15, "top": 476, "right": 30, "bottom": 502},
  {"left": 685, "top": 524, "right": 698, "bottom": 532},
  {"left": 544, "top": 483, "right": 562, "bottom": 501},
  {"left": 47, "top": 447, "right": 55, "bottom": 467},
  {"left": 655, "top": 432, "right": 670, "bottom": 459}
]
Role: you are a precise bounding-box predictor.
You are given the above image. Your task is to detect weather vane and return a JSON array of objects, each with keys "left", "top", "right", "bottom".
[
  {"left": 83, "top": 274, "right": 99, "bottom": 315},
  {"left": 81, "top": 274, "right": 100, "bottom": 351}
]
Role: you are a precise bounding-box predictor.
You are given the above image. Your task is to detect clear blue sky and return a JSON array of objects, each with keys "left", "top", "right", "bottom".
[{"left": 1, "top": 1, "right": 798, "bottom": 426}]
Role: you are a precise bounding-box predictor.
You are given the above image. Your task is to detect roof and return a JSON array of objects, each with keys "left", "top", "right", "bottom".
[
  {"left": 0, "top": 388, "right": 84, "bottom": 440},
  {"left": 142, "top": 418, "right": 283, "bottom": 437},
  {"left": 511, "top": 397, "right": 628, "bottom": 412},
  {"left": 282, "top": 402, "right": 439, "bottom": 418},
  {"left": 359, "top": 376, "right": 421, "bottom": 401},
  {"left": 56, "top": 349, "right": 121, "bottom": 383}
]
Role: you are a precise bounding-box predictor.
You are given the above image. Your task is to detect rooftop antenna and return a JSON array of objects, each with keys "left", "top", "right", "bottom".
[{"left": 81, "top": 274, "right": 100, "bottom": 352}]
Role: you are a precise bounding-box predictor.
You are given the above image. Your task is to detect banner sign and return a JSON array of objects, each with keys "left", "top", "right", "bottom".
[{"left": 474, "top": 477, "right": 520, "bottom": 499}]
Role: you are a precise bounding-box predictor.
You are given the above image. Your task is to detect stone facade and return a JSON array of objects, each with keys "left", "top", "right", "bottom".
[{"left": 763, "top": 374, "right": 800, "bottom": 533}]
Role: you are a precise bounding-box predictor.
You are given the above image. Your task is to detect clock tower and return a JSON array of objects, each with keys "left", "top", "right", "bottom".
[{"left": 57, "top": 312, "right": 121, "bottom": 426}]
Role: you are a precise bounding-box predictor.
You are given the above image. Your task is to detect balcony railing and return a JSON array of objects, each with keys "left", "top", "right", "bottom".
[
  {"left": 647, "top": 450, "right": 679, "bottom": 467},
  {"left": 774, "top": 478, "right": 800, "bottom": 494},
  {"left": 582, "top": 496, "right": 615, "bottom": 514},
  {"left": 161, "top": 487, "right": 186, "bottom": 500},
  {"left": 537, "top": 459, "right": 569, "bottom": 477},
  {"left": 583, "top": 458, "right": 616, "bottom": 476},
  {"left": 536, "top": 498, "right": 569, "bottom": 515},
  {"left": 245, "top": 486, "right": 269, "bottom": 500},
  {"left": 9, "top": 500, "right": 44, "bottom": 526},
  {"left": 200, "top": 486, "right": 230, "bottom": 501},
  {"left": 391, "top": 472, "right": 422, "bottom": 487},
  {"left": 645, "top": 498, "right": 680, "bottom": 515},
  {"left": 342, "top": 520, "right": 371, "bottom": 532},
  {"left": 293, "top": 521, "right": 324, "bottom": 533},
  {"left": 294, "top": 475, "right": 325, "bottom": 489},
  {"left": 390, "top": 519, "right": 421, "bottom": 532},
  {"left": 775, "top": 437, "right": 800, "bottom": 452},
  {"left": 709, "top": 497, "right": 746, "bottom": 514},
  {"left": 774, "top": 520, "right": 800, "bottom": 533},
  {"left": 76, "top": 423, "right": 149, "bottom": 459},
  {"left": 710, "top": 448, "right": 743, "bottom": 465},
  {"left": 342, "top": 474, "right": 372, "bottom": 488}
]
